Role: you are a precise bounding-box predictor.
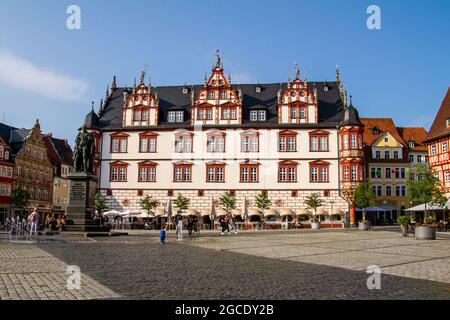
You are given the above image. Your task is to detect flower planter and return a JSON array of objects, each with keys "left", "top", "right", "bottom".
[
  {"left": 358, "top": 222, "right": 369, "bottom": 231},
  {"left": 415, "top": 226, "right": 436, "bottom": 240},
  {"left": 311, "top": 222, "right": 320, "bottom": 230},
  {"left": 400, "top": 225, "right": 408, "bottom": 237}
]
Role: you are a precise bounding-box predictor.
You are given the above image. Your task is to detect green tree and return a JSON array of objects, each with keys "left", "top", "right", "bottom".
[
  {"left": 11, "top": 184, "right": 30, "bottom": 214},
  {"left": 305, "top": 193, "right": 324, "bottom": 217},
  {"left": 173, "top": 193, "right": 190, "bottom": 214},
  {"left": 138, "top": 195, "right": 159, "bottom": 214},
  {"left": 255, "top": 191, "right": 271, "bottom": 211},
  {"left": 354, "top": 182, "right": 376, "bottom": 221},
  {"left": 220, "top": 191, "right": 236, "bottom": 212},
  {"left": 94, "top": 193, "right": 109, "bottom": 212},
  {"left": 407, "top": 164, "right": 447, "bottom": 221}
]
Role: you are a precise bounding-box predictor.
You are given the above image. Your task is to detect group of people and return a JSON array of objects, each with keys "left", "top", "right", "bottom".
[
  {"left": 1, "top": 209, "right": 67, "bottom": 238},
  {"left": 219, "top": 215, "right": 237, "bottom": 235}
]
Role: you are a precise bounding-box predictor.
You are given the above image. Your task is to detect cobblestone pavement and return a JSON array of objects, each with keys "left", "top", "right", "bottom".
[{"left": 0, "top": 229, "right": 449, "bottom": 300}]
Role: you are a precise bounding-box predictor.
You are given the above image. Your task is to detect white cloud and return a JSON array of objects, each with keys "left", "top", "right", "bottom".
[
  {"left": 0, "top": 50, "right": 88, "bottom": 102},
  {"left": 232, "top": 72, "right": 257, "bottom": 84}
]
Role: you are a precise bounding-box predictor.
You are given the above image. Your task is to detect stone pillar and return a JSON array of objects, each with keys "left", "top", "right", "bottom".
[{"left": 65, "top": 172, "right": 101, "bottom": 232}]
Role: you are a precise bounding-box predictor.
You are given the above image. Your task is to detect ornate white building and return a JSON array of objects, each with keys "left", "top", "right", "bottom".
[{"left": 83, "top": 53, "right": 365, "bottom": 225}]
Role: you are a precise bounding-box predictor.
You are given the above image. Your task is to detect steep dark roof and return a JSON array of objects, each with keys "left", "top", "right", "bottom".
[
  {"left": 0, "top": 122, "right": 16, "bottom": 143},
  {"left": 98, "top": 81, "right": 345, "bottom": 130},
  {"left": 83, "top": 109, "right": 100, "bottom": 129},
  {"left": 426, "top": 87, "right": 450, "bottom": 142},
  {"left": 339, "top": 104, "right": 362, "bottom": 127}
]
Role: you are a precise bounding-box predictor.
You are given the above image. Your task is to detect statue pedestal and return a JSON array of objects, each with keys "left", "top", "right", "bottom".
[{"left": 65, "top": 172, "right": 108, "bottom": 232}]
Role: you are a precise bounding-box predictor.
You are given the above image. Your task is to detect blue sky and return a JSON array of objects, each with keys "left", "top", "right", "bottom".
[{"left": 0, "top": 0, "right": 449, "bottom": 143}]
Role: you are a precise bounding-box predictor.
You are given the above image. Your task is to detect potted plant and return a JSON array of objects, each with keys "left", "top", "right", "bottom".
[
  {"left": 415, "top": 216, "right": 437, "bottom": 240},
  {"left": 397, "top": 215, "right": 411, "bottom": 237},
  {"left": 407, "top": 164, "right": 447, "bottom": 240},
  {"left": 354, "top": 182, "right": 375, "bottom": 231},
  {"left": 305, "top": 193, "right": 324, "bottom": 230}
]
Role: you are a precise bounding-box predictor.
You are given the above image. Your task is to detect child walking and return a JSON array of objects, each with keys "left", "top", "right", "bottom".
[{"left": 160, "top": 226, "right": 166, "bottom": 246}]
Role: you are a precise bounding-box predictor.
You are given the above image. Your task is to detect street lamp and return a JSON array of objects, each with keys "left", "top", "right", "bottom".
[{"left": 329, "top": 200, "right": 335, "bottom": 229}]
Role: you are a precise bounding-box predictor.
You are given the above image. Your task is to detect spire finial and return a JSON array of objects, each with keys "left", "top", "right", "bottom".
[
  {"left": 106, "top": 84, "right": 110, "bottom": 98},
  {"left": 99, "top": 98, "right": 104, "bottom": 114},
  {"left": 111, "top": 75, "right": 117, "bottom": 90},
  {"left": 349, "top": 94, "right": 353, "bottom": 106},
  {"left": 204, "top": 72, "right": 208, "bottom": 85},
  {"left": 336, "top": 64, "right": 340, "bottom": 82},
  {"left": 91, "top": 101, "right": 94, "bottom": 111},
  {"left": 294, "top": 61, "right": 300, "bottom": 80},
  {"left": 228, "top": 73, "right": 231, "bottom": 84},
  {"left": 215, "top": 49, "right": 221, "bottom": 68},
  {"left": 140, "top": 71, "right": 145, "bottom": 85}
]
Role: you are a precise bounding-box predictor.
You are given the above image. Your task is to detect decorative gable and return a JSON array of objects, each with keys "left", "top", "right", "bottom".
[
  {"left": 192, "top": 50, "right": 243, "bottom": 126},
  {"left": 122, "top": 71, "right": 159, "bottom": 127},
  {"left": 278, "top": 63, "right": 318, "bottom": 124}
]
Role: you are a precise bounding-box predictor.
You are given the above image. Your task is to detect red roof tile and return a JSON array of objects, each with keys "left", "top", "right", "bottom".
[{"left": 426, "top": 87, "right": 450, "bottom": 142}]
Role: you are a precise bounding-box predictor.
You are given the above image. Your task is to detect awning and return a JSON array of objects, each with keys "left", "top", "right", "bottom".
[
  {"left": 154, "top": 208, "right": 166, "bottom": 217},
  {"left": 406, "top": 200, "right": 450, "bottom": 212},
  {"left": 103, "top": 210, "right": 121, "bottom": 217},
  {"left": 356, "top": 207, "right": 389, "bottom": 212},
  {"left": 247, "top": 208, "right": 261, "bottom": 217},
  {"left": 182, "top": 209, "right": 200, "bottom": 217},
  {"left": 263, "top": 209, "right": 279, "bottom": 217},
  {"left": 215, "top": 209, "right": 229, "bottom": 217},
  {"left": 295, "top": 209, "right": 312, "bottom": 216},
  {"left": 279, "top": 208, "right": 294, "bottom": 217}
]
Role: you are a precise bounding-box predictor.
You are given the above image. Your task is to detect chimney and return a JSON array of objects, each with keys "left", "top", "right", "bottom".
[{"left": 47, "top": 133, "right": 52, "bottom": 138}]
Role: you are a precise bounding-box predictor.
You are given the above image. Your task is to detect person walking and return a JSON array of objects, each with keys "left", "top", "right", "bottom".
[
  {"left": 175, "top": 212, "right": 183, "bottom": 241},
  {"left": 159, "top": 226, "right": 166, "bottom": 246},
  {"left": 28, "top": 208, "right": 40, "bottom": 238},
  {"left": 229, "top": 216, "right": 237, "bottom": 235}
]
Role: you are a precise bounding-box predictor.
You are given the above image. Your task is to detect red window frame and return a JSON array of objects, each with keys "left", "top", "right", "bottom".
[
  {"left": 220, "top": 106, "right": 237, "bottom": 120},
  {"left": 206, "top": 164, "right": 226, "bottom": 183},
  {"left": 206, "top": 133, "right": 226, "bottom": 153},
  {"left": 240, "top": 132, "right": 259, "bottom": 153},
  {"left": 132, "top": 106, "right": 150, "bottom": 122},
  {"left": 309, "top": 131, "right": 329, "bottom": 152},
  {"left": 139, "top": 133, "right": 158, "bottom": 153},
  {"left": 109, "top": 162, "right": 128, "bottom": 182},
  {"left": 240, "top": 163, "right": 259, "bottom": 183},
  {"left": 309, "top": 162, "right": 329, "bottom": 183},
  {"left": 278, "top": 131, "right": 297, "bottom": 152},
  {"left": 173, "top": 164, "right": 193, "bottom": 182},
  {"left": 138, "top": 162, "right": 158, "bottom": 182},
  {"left": 341, "top": 161, "right": 364, "bottom": 182},
  {"left": 174, "top": 133, "right": 194, "bottom": 153},
  {"left": 110, "top": 133, "right": 129, "bottom": 153},
  {"left": 288, "top": 105, "right": 307, "bottom": 120},
  {"left": 197, "top": 107, "right": 213, "bottom": 120},
  {"left": 278, "top": 162, "right": 298, "bottom": 183}
]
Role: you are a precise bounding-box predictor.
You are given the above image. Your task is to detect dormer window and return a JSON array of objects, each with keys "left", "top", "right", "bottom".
[
  {"left": 372, "top": 127, "right": 379, "bottom": 135},
  {"left": 446, "top": 118, "right": 450, "bottom": 128},
  {"left": 256, "top": 85, "right": 262, "bottom": 93},
  {"left": 220, "top": 91, "right": 226, "bottom": 99},
  {"left": 250, "top": 110, "right": 266, "bottom": 122},
  {"left": 208, "top": 91, "right": 214, "bottom": 100},
  {"left": 182, "top": 87, "right": 189, "bottom": 94},
  {"left": 409, "top": 141, "right": 415, "bottom": 148},
  {"left": 323, "top": 83, "right": 329, "bottom": 92},
  {"left": 168, "top": 111, "right": 184, "bottom": 123}
]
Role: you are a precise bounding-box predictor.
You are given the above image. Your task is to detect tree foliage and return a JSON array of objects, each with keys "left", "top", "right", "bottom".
[
  {"left": 407, "top": 164, "right": 447, "bottom": 209},
  {"left": 304, "top": 193, "right": 324, "bottom": 215},
  {"left": 138, "top": 195, "right": 159, "bottom": 213},
  {"left": 94, "top": 193, "right": 109, "bottom": 212},
  {"left": 354, "top": 182, "right": 376, "bottom": 220},
  {"left": 11, "top": 186, "right": 30, "bottom": 211},
  {"left": 173, "top": 193, "right": 190, "bottom": 213},
  {"left": 255, "top": 191, "right": 271, "bottom": 211},
  {"left": 220, "top": 191, "right": 236, "bottom": 212}
]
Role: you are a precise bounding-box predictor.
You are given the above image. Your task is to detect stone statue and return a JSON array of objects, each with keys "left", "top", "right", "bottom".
[{"left": 73, "top": 126, "right": 95, "bottom": 174}]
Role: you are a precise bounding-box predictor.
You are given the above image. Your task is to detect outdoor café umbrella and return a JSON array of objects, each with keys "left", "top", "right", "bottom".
[
  {"left": 103, "top": 210, "right": 121, "bottom": 217},
  {"left": 183, "top": 209, "right": 200, "bottom": 217}
]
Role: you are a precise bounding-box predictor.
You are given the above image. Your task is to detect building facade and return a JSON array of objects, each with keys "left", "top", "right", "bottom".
[
  {"left": 426, "top": 87, "right": 450, "bottom": 193},
  {"left": 0, "top": 124, "right": 14, "bottom": 223},
  {"left": 1, "top": 120, "right": 54, "bottom": 218},
  {"left": 361, "top": 118, "right": 428, "bottom": 221},
  {"left": 85, "top": 55, "right": 365, "bottom": 224},
  {"left": 43, "top": 134, "right": 73, "bottom": 217}
]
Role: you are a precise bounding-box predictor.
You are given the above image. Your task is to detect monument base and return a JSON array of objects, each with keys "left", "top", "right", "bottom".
[{"left": 65, "top": 172, "right": 110, "bottom": 233}]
